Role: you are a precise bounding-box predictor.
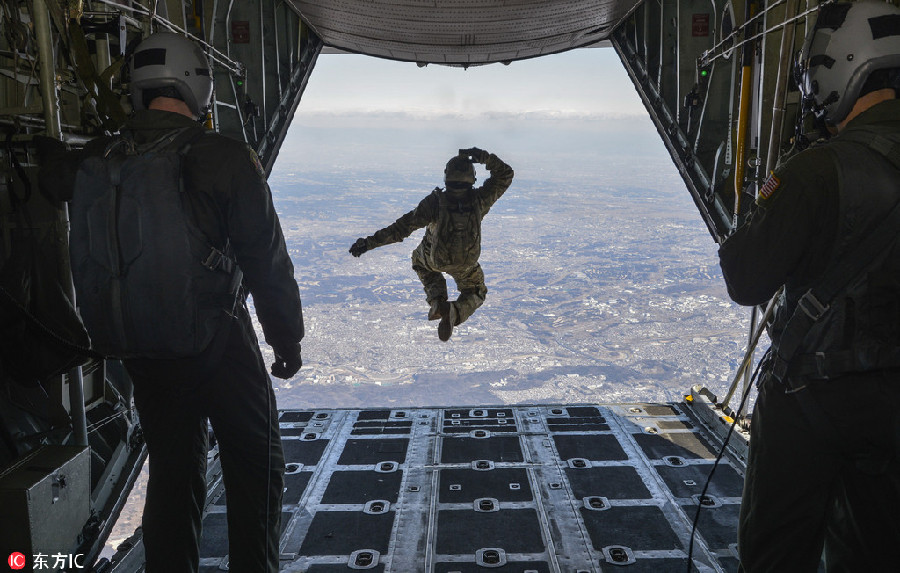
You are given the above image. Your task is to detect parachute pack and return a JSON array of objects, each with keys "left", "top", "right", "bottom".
[
  {"left": 427, "top": 187, "right": 482, "bottom": 269},
  {"left": 69, "top": 128, "right": 242, "bottom": 359}
]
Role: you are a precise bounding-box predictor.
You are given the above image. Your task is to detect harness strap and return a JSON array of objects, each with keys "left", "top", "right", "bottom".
[
  {"left": 771, "top": 127, "right": 900, "bottom": 390},
  {"left": 789, "top": 346, "right": 900, "bottom": 379}
]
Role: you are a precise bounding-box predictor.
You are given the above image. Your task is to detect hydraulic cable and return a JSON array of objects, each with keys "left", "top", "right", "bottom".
[
  {"left": 92, "top": 0, "right": 244, "bottom": 77},
  {"left": 686, "top": 348, "right": 768, "bottom": 572},
  {"left": 701, "top": 0, "right": 832, "bottom": 67},
  {"left": 720, "top": 288, "right": 781, "bottom": 413}
]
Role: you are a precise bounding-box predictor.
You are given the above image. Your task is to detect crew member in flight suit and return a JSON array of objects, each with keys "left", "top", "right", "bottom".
[
  {"left": 349, "top": 148, "right": 513, "bottom": 341},
  {"left": 717, "top": 3, "right": 900, "bottom": 570},
  {"left": 38, "top": 33, "right": 303, "bottom": 573}
]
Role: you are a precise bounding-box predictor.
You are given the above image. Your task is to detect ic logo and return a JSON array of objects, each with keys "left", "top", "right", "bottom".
[{"left": 8, "top": 552, "right": 26, "bottom": 570}]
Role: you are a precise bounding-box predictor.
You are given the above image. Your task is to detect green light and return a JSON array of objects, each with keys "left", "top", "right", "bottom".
[{"left": 700, "top": 69, "right": 709, "bottom": 77}]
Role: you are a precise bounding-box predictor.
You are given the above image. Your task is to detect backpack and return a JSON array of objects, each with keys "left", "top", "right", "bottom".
[
  {"left": 427, "top": 187, "right": 482, "bottom": 269},
  {"left": 69, "top": 128, "right": 242, "bottom": 359}
]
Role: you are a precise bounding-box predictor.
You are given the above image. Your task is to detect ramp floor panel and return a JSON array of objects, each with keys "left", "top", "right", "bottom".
[{"left": 199, "top": 402, "right": 744, "bottom": 572}]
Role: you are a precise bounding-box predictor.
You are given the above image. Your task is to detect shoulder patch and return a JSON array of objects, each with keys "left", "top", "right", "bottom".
[
  {"left": 757, "top": 173, "right": 781, "bottom": 202},
  {"left": 249, "top": 148, "right": 266, "bottom": 178}
]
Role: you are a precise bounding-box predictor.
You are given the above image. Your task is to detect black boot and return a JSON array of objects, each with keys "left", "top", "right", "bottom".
[{"left": 438, "top": 301, "right": 456, "bottom": 341}]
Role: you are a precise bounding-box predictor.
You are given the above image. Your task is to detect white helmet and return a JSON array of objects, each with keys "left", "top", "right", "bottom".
[
  {"left": 798, "top": 1, "right": 900, "bottom": 125},
  {"left": 129, "top": 33, "right": 213, "bottom": 118}
]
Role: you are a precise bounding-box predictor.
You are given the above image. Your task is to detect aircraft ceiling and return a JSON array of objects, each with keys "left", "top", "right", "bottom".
[{"left": 290, "top": 0, "right": 641, "bottom": 65}]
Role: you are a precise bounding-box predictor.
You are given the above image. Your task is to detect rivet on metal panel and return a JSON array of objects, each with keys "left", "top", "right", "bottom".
[
  {"left": 693, "top": 493, "right": 721, "bottom": 508},
  {"left": 644, "top": 426, "right": 659, "bottom": 434},
  {"left": 602, "top": 545, "right": 635, "bottom": 565},
  {"left": 408, "top": 485, "right": 420, "bottom": 492},
  {"left": 684, "top": 479, "right": 697, "bottom": 486},
  {"left": 475, "top": 547, "right": 507, "bottom": 567},
  {"left": 551, "top": 408, "right": 564, "bottom": 415},
  {"left": 449, "top": 484, "right": 462, "bottom": 491},
  {"left": 666, "top": 456, "right": 686, "bottom": 466},
  {"left": 302, "top": 433, "right": 317, "bottom": 441},
  {"left": 509, "top": 482, "right": 520, "bottom": 490},
  {"left": 473, "top": 460, "right": 494, "bottom": 471},
  {"left": 375, "top": 461, "right": 398, "bottom": 473},
  {"left": 364, "top": 500, "right": 390, "bottom": 514},
  {"left": 475, "top": 498, "right": 497, "bottom": 512},
  {"left": 584, "top": 496, "right": 611, "bottom": 511},
  {"left": 315, "top": 412, "right": 328, "bottom": 419},
  {"left": 568, "top": 458, "right": 590, "bottom": 469},
  {"left": 348, "top": 549, "right": 380, "bottom": 570},
  {"left": 285, "top": 463, "right": 303, "bottom": 475},
  {"left": 549, "top": 482, "right": 562, "bottom": 489},
  {"left": 394, "top": 411, "right": 407, "bottom": 418},
  {"left": 629, "top": 407, "right": 643, "bottom": 414}
]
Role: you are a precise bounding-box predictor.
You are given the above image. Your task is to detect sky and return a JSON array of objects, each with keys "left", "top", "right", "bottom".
[{"left": 295, "top": 46, "right": 646, "bottom": 118}]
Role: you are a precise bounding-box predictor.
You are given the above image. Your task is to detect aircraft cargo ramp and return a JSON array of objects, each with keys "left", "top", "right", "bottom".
[{"left": 177, "top": 388, "right": 747, "bottom": 572}]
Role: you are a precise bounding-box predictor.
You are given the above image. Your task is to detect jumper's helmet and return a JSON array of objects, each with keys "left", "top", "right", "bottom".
[
  {"left": 444, "top": 155, "right": 476, "bottom": 185},
  {"left": 798, "top": 1, "right": 900, "bottom": 125},
  {"left": 129, "top": 33, "right": 213, "bottom": 118}
]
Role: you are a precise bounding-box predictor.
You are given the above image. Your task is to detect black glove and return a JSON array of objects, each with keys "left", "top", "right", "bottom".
[
  {"left": 349, "top": 237, "right": 369, "bottom": 257},
  {"left": 271, "top": 343, "right": 302, "bottom": 379},
  {"left": 460, "top": 147, "right": 490, "bottom": 164}
]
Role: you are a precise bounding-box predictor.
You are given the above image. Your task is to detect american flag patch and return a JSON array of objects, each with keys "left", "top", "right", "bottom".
[{"left": 759, "top": 174, "right": 781, "bottom": 200}]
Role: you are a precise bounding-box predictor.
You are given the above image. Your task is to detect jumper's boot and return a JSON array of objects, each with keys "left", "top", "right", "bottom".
[
  {"left": 438, "top": 302, "right": 457, "bottom": 342},
  {"left": 428, "top": 298, "right": 447, "bottom": 321}
]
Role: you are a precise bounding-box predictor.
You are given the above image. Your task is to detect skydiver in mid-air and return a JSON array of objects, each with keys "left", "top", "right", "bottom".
[{"left": 350, "top": 147, "right": 514, "bottom": 341}]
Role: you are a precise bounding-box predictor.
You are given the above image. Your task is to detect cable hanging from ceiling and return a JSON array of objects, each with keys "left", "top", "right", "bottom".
[
  {"left": 93, "top": 0, "right": 244, "bottom": 76},
  {"left": 700, "top": 0, "right": 833, "bottom": 67}
]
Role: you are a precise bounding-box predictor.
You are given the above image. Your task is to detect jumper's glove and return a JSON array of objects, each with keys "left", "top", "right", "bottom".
[
  {"left": 271, "top": 343, "right": 302, "bottom": 379},
  {"left": 459, "top": 147, "right": 490, "bottom": 164},
  {"left": 349, "top": 237, "right": 369, "bottom": 257}
]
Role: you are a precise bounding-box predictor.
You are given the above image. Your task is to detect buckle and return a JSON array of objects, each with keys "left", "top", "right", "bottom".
[
  {"left": 814, "top": 352, "right": 830, "bottom": 379},
  {"left": 797, "top": 291, "right": 829, "bottom": 321},
  {"left": 202, "top": 249, "right": 225, "bottom": 271}
]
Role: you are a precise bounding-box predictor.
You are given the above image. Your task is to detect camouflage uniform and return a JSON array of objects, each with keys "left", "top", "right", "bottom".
[
  {"left": 719, "top": 99, "right": 900, "bottom": 572},
  {"left": 363, "top": 152, "right": 513, "bottom": 326}
]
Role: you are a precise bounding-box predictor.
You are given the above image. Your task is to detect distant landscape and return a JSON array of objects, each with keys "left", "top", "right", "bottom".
[{"left": 261, "top": 113, "right": 753, "bottom": 409}]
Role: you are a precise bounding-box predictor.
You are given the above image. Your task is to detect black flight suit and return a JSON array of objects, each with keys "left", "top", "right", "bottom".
[
  {"left": 41, "top": 109, "right": 304, "bottom": 573},
  {"left": 363, "top": 153, "right": 513, "bottom": 325},
  {"left": 719, "top": 99, "right": 900, "bottom": 572}
]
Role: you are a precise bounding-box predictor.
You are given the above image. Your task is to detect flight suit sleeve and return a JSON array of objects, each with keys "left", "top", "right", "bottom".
[
  {"left": 474, "top": 153, "right": 514, "bottom": 216},
  {"left": 224, "top": 145, "right": 304, "bottom": 352},
  {"left": 366, "top": 194, "right": 436, "bottom": 249},
  {"left": 718, "top": 149, "right": 839, "bottom": 306}
]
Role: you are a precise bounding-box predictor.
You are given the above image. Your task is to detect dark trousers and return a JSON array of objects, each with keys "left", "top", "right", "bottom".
[
  {"left": 127, "top": 310, "right": 285, "bottom": 573},
  {"left": 738, "top": 371, "right": 900, "bottom": 572}
]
